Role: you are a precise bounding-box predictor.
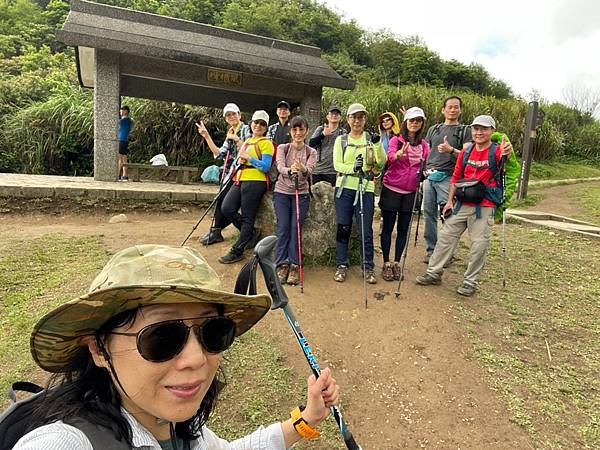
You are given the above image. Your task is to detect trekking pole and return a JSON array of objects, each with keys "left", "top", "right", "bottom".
[
  {"left": 357, "top": 170, "right": 368, "bottom": 309},
  {"left": 293, "top": 174, "right": 304, "bottom": 293},
  {"left": 414, "top": 158, "right": 426, "bottom": 247},
  {"left": 500, "top": 155, "right": 508, "bottom": 289},
  {"left": 251, "top": 236, "right": 363, "bottom": 450},
  {"left": 413, "top": 190, "right": 422, "bottom": 247},
  {"left": 203, "top": 147, "right": 231, "bottom": 246},
  {"left": 181, "top": 163, "right": 239, "bottom": 246},
  {"left": 394, "top": 189, "right": 420, "bottom": 299}
]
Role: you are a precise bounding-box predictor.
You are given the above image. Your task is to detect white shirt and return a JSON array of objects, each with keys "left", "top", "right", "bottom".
[{"left": 12, "top": 409, "right": 291, "bottom": 450}]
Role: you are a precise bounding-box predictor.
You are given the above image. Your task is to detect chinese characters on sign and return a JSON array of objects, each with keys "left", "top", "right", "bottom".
[{"left": 207, "top": 68, "right": 242, "bottom": 86}]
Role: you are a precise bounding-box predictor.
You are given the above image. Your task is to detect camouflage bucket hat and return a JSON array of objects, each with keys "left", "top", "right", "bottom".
[{"left": 31, "top": 244, "right": 272, "bottom": 373}]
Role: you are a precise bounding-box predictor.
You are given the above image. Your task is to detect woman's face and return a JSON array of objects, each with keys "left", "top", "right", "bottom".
[
  {"left": 407, "top": 117, "right": 424, "bottom": 134},
  {"left": 98, "top": 303, "right": 223, "bottom": 428},
  {"left": 381, "top": 116, "right": 393, "bottom": 131},
  {"left": 251, "top": 120, "right": 268, "bottom": 137},
  {"left": 290, "top": 125, "right": 307, "bottom": 144},
  {"left": 224, "top": 112, "right": 240, "bottom": 127},
  {"left": 347, "top": 112, "right": 366, "bottom": 133}
]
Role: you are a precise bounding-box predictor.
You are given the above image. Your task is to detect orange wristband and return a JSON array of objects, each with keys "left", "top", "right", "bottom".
[{"left": 290, "top": 406, "right": 320, "bottom": 439}]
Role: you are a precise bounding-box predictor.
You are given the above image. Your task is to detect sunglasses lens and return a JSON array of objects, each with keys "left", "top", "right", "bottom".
[
  {"left": 138, "top": 321, "right": 188, "bottom": 362},
  {"left": 198, "top": 318, "right": 236, "bottom": 353}
]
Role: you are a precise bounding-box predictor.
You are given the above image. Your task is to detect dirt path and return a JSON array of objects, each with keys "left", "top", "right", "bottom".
[
  {"left": 0, "top": 209, "right": 534, "bottom": 449},
  {"left": 526, "top": 181, "right": 599, "bottom": 221}
]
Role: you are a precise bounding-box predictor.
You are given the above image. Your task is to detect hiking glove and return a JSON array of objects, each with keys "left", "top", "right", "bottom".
[
  {"left": 353, "top": 154, "right": 364, "bottom": 173},
  {"left": 370, "top": 133, "right": 380, "bottom": 144}
]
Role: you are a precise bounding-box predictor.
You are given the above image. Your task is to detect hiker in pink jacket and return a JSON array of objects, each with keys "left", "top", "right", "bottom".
[{"left": 379, "top": 107, "right": 430, "bottom": 281}]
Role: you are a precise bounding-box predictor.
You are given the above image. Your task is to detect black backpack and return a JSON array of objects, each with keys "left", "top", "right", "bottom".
[{"left": 0, "top": 382, "right": 129, "bottom": 450}]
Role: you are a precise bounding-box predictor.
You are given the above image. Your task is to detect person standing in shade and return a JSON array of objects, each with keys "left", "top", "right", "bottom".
[
  {"left": 308, "top": 105, "right": 346, "bottom": 186},
  {"left": 196, "top": 103, "right": 251, "bottom": 245},
  {"left": 416, "top": 115, "right": 512, "bottom": 296},
  {"left": 267, "top": 100, "right": 292, "bottom": 146},
  {"left": 117, "top": 106, "right": 133, "bottom": 182},
  {"left": 273, "top": 116, "right": 318, "bottom": 285},
  {"left": 422, "top": 96, "right": 472, "bottom": 262},
  {"left": 219, "top": 110, "right": 274, "bottom": 264},
  {"left": 332, "top": 103, "right": 386, "bottom": 284}
]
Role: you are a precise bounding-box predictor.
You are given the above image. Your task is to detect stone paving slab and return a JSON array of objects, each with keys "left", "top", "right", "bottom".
[
  {"left": 506, "top": 209, "right": 600, "bottom": 239},
  {"left": 0, "top": 173, "right": 219, "bottom": 202}
]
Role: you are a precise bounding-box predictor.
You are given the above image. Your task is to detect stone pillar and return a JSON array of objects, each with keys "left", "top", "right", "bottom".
[
  {"left": 93, "top": 50, "right": 120, "bottom": 181},
  {"left": 300, "top": 86, "right": 322, "bottom": 136}
]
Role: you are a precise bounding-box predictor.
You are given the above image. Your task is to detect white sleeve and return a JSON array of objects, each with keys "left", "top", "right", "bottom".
[
  {"left": 200, "top": 423, "right": 293, "bottom": 450},
  {"left": 12, "top": 422, "right": 93, "bottom": 450}
]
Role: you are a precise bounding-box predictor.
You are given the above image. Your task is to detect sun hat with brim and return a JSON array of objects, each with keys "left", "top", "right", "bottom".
[
  {"left": 403, "top": 107, "right": 426, "bottom": 121},
  {"left": 222, "top": 103, "right": 240, "bottom": 117},
  {"left": 251, "top": 110, "right": 269, "bottom": 124},
  {"left": 30, "top": 244, "right": 271, "bottom": 373},
  {"left": 470, "top": 115, "right": 496, "bottom": 128},
  {"left": 347, "top": 103, "right": 367, "bottom": 116}
]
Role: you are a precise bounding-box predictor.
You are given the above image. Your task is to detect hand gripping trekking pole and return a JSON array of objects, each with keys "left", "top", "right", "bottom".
[
  {"left": 413, "top": 158, "right": 427, "bottom": 247},
  {"left": 181, "top": 162, "right": 239, "bottom": 246},
  {"left": 293, "top": 174, "right": 304, "bottom": 293},
  {"left": 250, "top": 236, "right": 363, "bottom": 450}
]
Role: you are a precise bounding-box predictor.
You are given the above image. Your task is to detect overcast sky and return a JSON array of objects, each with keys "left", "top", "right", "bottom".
[{"left": 322, "top": 0, "right": 600, "bottom": 105}]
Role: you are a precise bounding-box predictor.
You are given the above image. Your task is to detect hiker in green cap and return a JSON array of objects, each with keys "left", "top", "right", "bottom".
[{"left": 12, "top": 245, "right": 339, "bottom": 449}]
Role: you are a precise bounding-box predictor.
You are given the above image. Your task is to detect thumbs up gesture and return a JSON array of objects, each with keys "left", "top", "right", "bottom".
[
  {"left": 438, "top": 135, "right": 454, "bottom": 154},
  {"left": 500, "top": 135, "right": 513, "bottom": 156}
]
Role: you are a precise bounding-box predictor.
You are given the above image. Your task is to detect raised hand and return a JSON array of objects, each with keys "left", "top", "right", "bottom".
[
  {"left": 226, "top": 126, "right": 238, "bottom": 141},
  {"left": 322, "top": 123, "right": 333, "bottom": 136},
  {"left": 301, "top": 367, "right": 340, "bottom": 427},
  {"left": 438, "top": 135, "right": 454, "bottom": 153},
  {"left": 195, "top": 121, "right": 209, "bottom": 139},
  {"left": 395, "top": 141, "right": 410, "bottom": 160},
  {"left": 500, "top": 135, "right": 512, "bottom": 156}
]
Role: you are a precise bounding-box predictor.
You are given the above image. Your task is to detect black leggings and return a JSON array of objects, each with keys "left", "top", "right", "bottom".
[
  {"left": 221, "top": 181, "right": 267, "bottom": 254},
  {"left": 380, "top": 209, "right": 412, "bottom": 262}
]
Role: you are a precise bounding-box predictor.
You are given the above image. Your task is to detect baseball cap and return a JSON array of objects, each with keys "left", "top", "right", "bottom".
[
  {"left": 347, "top": 103, "right": 367, "bottom": 116},
  {"left": 327, "top": 105, "right": 342, "bottom": 114},
  {"left": 404, "top": 107, "right": 426, "bottom": 121},
  {"left": 222, "top": 103, "right": 240, "bottom": 117},
  {"left": 251, "top": 110, "right": 270, "bottom": 124},
  {"left": 276, "top": 100, "right": 291, "bottom": 109},
  {"left": 470, "top": 115, "right": 496, "bottom": 128},
  {"left": 30, "top": 244, "right": 271, "bottom": 373}
]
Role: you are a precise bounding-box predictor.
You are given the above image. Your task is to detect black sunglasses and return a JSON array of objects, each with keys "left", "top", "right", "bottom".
[{"left": 109, "top": 316, "right": 237, "bottom": 362}]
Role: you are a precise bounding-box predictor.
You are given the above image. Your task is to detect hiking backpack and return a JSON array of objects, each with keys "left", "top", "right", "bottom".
[
  {"left": 428, "top": 123, "right": 470, "bottom": 149},
  {"left": 0, "top": 382, "right": 128, "bottom": 449},
  {"left": 456, "top": 142, "right": 504, "bottom": 206}
]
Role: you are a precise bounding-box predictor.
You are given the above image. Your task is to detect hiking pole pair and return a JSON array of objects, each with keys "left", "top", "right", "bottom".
[
  {"left": 356, "top": 168, "right": 368, "bottom": 309},
  {"left": 181, "top": 162, "right": 239, "bottom": 246},
  {"left": 249, "top": 236, "right": 363, "bottom": 450},
  {"left": 293, "top": 174, "right": 304, "bottom": 293}
]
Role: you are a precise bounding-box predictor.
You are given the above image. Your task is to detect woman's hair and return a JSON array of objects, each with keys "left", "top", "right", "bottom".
[
  {"left": 27, "top": 307, "right": 224, "bottom": 445},
  {"left": 289, "top": 115, "right": 308, "bottom": 129},
  {"left": 400, "top": 119, "right": 425, "bottom": 146}
]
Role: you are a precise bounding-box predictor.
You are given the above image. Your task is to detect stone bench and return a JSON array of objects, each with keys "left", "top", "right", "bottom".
[{"left": 126, "top": 163, "right": 199, "bottom": 184}]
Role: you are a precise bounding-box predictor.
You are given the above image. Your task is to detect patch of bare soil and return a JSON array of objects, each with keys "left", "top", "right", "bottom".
[
  {"left": 527, "top": 181, "right": 598, "bottom": 220},
  {"left": 0, "top": 206, "right": 534, "bottom": 449}
]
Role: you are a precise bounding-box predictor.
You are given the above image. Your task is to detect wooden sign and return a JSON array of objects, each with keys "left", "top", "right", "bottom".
[{"left": 207, "top": 68, "right": 242, "bottom": 86}]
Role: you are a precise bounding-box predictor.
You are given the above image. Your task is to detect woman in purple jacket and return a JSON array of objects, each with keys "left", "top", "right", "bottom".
[
  {"left": 273, "top": 116, "right": 318, "bottom": 285},
  {"left": 379, "top": 107, "right": 430, "bottom": 281}
]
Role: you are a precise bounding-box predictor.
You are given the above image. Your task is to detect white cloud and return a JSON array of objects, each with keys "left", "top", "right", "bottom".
[{"left": 322, "top": 0, "right": 600, "bottom": 103}]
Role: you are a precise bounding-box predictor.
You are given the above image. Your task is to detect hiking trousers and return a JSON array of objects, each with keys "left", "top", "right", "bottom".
[
  {"left": 273, "top": 191, "right": 310, "bottom": 266},
  {"left": 422, "top": 176, "right": 451, "bottom": 255},
  {"left": 426, "top": 205, "right": 494, "bottom": 286}
]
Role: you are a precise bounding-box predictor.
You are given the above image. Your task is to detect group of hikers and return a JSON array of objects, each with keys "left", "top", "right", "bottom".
[
  {"left": 5, "top": 96, "right": 519, "bottom": 450},
  {"left": 194, "top": 96, "right": 516, "bottom": 297}
]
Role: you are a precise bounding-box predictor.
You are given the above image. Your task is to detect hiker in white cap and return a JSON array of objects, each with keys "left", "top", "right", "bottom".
[
  {"left": 416, "top": 114, "right": 513, "bottom": 296},
  {"left": 196, "top": 103, "right": 251, "bottom": 245}
]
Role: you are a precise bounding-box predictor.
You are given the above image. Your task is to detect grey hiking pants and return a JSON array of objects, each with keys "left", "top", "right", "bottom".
[{"left": 426, "top": 205, "right": 495, "bottom": 286}]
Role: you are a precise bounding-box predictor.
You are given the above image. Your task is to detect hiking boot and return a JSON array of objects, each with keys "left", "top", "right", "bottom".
[
  {"left": 423, "top": 253, "right": 432, "bottom": 264},
  {"left": 364, "top": 269, "right": 377, "bottom": 284},
  {"left": 277, "top": 263, "right": 290, "bottom": 284},
  {"left": 121, "top": 176, "right": 129, "bottom": 182},
  {"left": 415, "top": 273, "right": 442, "bottom": 286},
  {"left": 333, "top": 265, "right": 347, "bottom": 282},
  {"left": 199, "top": 227, "right": 224, "bottom": 245},
  {"left": 245, "top": 227, "right": 261, "bottom": 250},
  {"left": 392, "top": 262, "right": 403, "bottom": 281},
  {"left": 381, "top": 262, "right": 394, "bottom": 282},
  {"left": 457, "top": 282, "right": 476, "bottom": 297},
  {"left": 218, "top": 250, "right": 244, "bottom": 264},
  {"left": 287, "top": 264, "right": 300, "bottom": 285}
]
